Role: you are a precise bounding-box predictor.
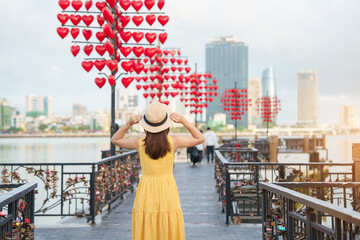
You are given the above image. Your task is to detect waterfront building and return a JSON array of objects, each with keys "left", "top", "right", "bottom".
[
  {"left": 261, "top": 67, "right": 278, "bottom": 125},
  {"left": 248, "top": 77, "right": 262, "bottom": 127},
  {"left": 72, "top": 103, "right": 87, "bottom": 117},
  {"left": 340, "top": 105, "right": 356, "bottom": 128},
  {"left": 205, "top": 36, "right": 248, "bottom": 127},
  {"left": 296, "top": 69, "right": 318, "bottom": 127},
  {"left": 0, "top": 98, "right": 13, "bottom": 131},
  {"left": 25, "top": 95, "right": 52, "bottom": 117}
]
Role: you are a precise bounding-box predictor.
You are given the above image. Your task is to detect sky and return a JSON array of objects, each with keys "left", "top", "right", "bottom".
[{"left": 0, "top": 0, "right": 359, "bottom": 125}]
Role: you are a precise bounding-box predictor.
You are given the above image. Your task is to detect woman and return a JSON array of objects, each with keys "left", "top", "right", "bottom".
[{"left": 111, "top": 101, "right": 205, "bottom": 240}]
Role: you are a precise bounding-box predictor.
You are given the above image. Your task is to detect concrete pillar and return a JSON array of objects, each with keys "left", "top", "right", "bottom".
[
  {"left": 353, "top": 144, "right": 360, "bottom": 199},
  {"left": 304, "top": 135, "right": 309, "bottom": 153},
  {"left": 269, "top": 136, "right": 278, "bottom": 162},
  {"left": 322, "top": 134, "right": 326, "bottom": 149},
  {"left": 312, "top": 135, "right": 317, "bottom": 151}
]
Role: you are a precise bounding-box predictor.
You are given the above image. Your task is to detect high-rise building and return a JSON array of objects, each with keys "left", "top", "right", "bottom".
[
  {"left": 297, "top": 69, "right": 318, "bottom": 127},
  {"left": 340, "top": 105, "right": 356, "bottom": 128},
  {"left": 261, "top": 67, "right": 278, "bottom": 125},
  {"left": 205, "top": 36, "right": 248, "bottom": 127},
  {"left": 0, "top": 98, "right": 13, "bottom": 131},
  {"left": 25, "top": 95, "right": 52, "bottom": 117},
  {"left": 72, "top": 103, "right": 87, "bottom": 117},
  {"left": 248, "top": 77, "right": 262, "bottom": 127},
  {"left": 117, "top": 88, "right": 139, "bottom": 109}
]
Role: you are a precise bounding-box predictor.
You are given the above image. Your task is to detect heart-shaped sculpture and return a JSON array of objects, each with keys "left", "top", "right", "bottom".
[
  {"left": 82, "top": 29, "right": 92, "bottom": 40},
  {"left": 143, "top": 58, "right": 149, "bottom": 63},
  {"left": 102, "top": 7, "right": 114, "bottom": 24},
  {"left": 70, "top": 28, "right": 80, "bottom": 39},
  {"left": 107, "top": 60, "right": 118, "bottom": 71},
  {"left": 154, "top": 83, "right": 162, "bottom": 89},
  {"left": 150, "top": 93, "right": 156, "bottom": 98},
  {"left": 70, "top": 14, "right": 81, "bottom": 25},
  {"left": 176, "top": 59, "right": 182, "bottom": 65},
  {"left": 105, "top": 41, "right": 114, "bottom": 55},
  {"left": 136, "top": 85, "right": 142, "bottom": 90},
  {"left": 82, "top": 61, "right": 94, "bottom": 72},
  {"left": 57, "top": 27, "right": 69, "bottom": 39},
  {"left": 103, "top": 24, "right": 115, "bottom": 39},
  {"left": 121, "top": 61, "right": 133, "bottom": 72},
  {"left": 95, "top": 31, "right": 106, "bottom": 42},
  {"left": 185, "top": 67, "right": 191, "bottom": 73},
  {"left": 162, "top": 58, "right": 168, "bottom": 64},
  {"left": 171, "top": 76, "right": 176, "bottom": 81},
  {"left": 143, "top": 85, "right": 149, "bottom": 90},
  {"left": 170, "top": 50, "right": 176, "bottom": 56},
  {"left": 131, "top": 1, "right": 143, "bottom": 11},
  {"left": 171, "top": 67, "right": 177, "bottom": 72},
  {"left": 132, "top": 16, "right": 143, "bottom": 26},
  {"left": 143, "top": 93, "right": 149, "bottom": 98},
  {"left": 170, "top": 58, "right": 176, "bottom": 64},
  {"left": 213, "top": 79, "right": 218, "bottom": 84},
  {"left": 144, "top": 0, "right": 155, "bottom": 10},
  {"left": 157, "top": 0, "right": 165, "bottom": 10},
  {"left": 119, "top": 0, "right": 131, "bottom": 10},
  {"left": 145, "top": 33, "right": 157, "bottom": 44},
  {"left": 59, "top": 0, "right": 70, "bottom": 10},
  {"left": 115, "top": 51, "right": 121, "bottom": 61},
  {"left": 145, "top": 15, "right": 156, "bottom": 26},
  {"left": 82, "top": 15, "right": 94, "bottom": 26},
  {"left": 71, "top": 45, "right": 80, "bottom": 57},
  {"left": 163, "top": 50, "right": 169, "bottom": 56},
  {"left": 72, "top": 0, "right": 83, "bottom": 11},
  {"left": 120, "top": 46, "right": 132, "bottom": 57},
  {"left": 145, "top": 48, "right": 157, "bottom": 58},
  {"left": 97, "top": 15, "right": 105, "bottom": 26},
  {"left": 133, "top": 63, "right": 144, "bottom": 74},
  {"left": 95, "top": 77, "right": 106, "bottom": 88},
  {"left": 95, "top": 1, "right": 106, "bottom": 11},
  {"left": 170, "top": 92, "right": 177, "bottom": 97},
  {"left": 108, "top": 75, "right": 116, "bottom": 86},
  {"left": 94, "top": 59, "right": 106, "bottom": 70},
  {"left": 132, "top": 32, "right": 144, "bottom": 43},
  {"left": 157, "top": 92, "right": 162, "bottom": 98},
  {"left": 120, "top": 15, "right": 130, "bottom": 27},
  {"left": 158, "top": 33, "right": 167, "bottom": 44},
  {"left": 164, "top": 92, "right": 170, "bottom": 97},
  {"left": 132, "top": 46, "right": 144, "bottom": 58},
  {"left": 178, "top": 67, "right": 183, "bottom": 72},
  {"left": 83, "top": 44, "right": 93, "bottom": 55},
  {"left": 106, "top": 0, "right": 116, "bottom": 8},
  {"left": 120, "top": 31, "right": 132, "bottom": 43},
  {"left": 158, "top": 15, "right": 169, "bottom": 26},
  {"left": 122, "top": 77, "right": 134, "bottom": 88},
  {"left": 85, "top": 0, "right": 92, "bottom": 10},
  {"left": 149, "top": 76, "right": 155, "bottom": 81},
  {"left": 57, "top": 14, "right": 69, "bottom": 25}
]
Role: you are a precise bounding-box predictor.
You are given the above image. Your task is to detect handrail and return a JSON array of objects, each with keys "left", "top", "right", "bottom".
[
  {"left": 260, "top": 182, "right": 360, "bottom": 226},
  {"left": 0, "top": 183, "right": 37, "bottom": 208}
]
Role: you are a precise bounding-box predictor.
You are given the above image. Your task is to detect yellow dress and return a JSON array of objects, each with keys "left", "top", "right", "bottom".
[{"left": 132, "top": 136, "right": 185, "bottom": 240}]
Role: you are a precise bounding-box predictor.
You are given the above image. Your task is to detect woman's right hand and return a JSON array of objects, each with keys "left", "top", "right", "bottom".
[
  {"left": 126, "top": 114, "right": 142, "bottom": 126},
  {"left": 170, "top": 113, "right": 186, "bottom": 124}
]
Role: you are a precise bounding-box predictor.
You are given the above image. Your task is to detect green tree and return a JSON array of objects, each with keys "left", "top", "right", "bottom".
[
  {"left": 39, "top": 124, "right": 48, "bottom": 132},
  {"left": 8, "top": 127, "right": 22, "bottom": 133},
  {"left": 96, "top": 126, "right": 103, "bottom": 131}
]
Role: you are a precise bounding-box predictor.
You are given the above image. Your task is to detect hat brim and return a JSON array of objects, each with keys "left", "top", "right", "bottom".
[{"left": 139, "top": 104, "right": 173, "bottom": 133}]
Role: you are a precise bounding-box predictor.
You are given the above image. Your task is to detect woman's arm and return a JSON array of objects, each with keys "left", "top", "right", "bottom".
[
  {"left": 170, "top": 113, "right": 205, "bottom": 152},
  {"left": 111, "top": 114, "right": 142, "bottom": 151}
]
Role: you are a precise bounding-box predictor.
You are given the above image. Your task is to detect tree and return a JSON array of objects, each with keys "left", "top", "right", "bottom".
[
  {"left": 8, "top": 127, "right": 22, "bottom": 133},
  {"left": 39, "top": 124, "right": 48, "bottom": 132},
  {"left": 96, "top": 126, "right": 103, "bottom": 131}
]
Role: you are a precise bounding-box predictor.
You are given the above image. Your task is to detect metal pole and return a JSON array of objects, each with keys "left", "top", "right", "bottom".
[{"left": 110, "top": 5, "right": 117, "bottom": 157}]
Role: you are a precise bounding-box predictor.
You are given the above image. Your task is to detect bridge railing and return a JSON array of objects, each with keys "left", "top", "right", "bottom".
[
  {"left": 0, "top": 150, "right": 140, "bottom": 225},
  {"left": 260, "top": 182, "right": 360, "bottom": 240},
  {"left": 0, "top": 183, "right": 37, "bottom": 239}
]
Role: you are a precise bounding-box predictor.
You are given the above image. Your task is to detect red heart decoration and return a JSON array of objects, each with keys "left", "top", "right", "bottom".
[
  {"left": 162, "top": 58, "right": 168, "bottom": 64},
  {"left": 163, "top": 84, "right": 169, "bottom": 90},
  {"left": 133, "top": 63, "right": 144, "bottom": 74},
  {"left": 158, "top": 33, "right": 167, "bottom": 44},
  {"left": 144, "top": 0, "right": 155, "bottom": 10},
  {"left": 143, "top": 93, "right": 149, "bottom": 98},
  {"left": 176, "top": 59, "right": 182, "bottom": 65},
  {"left": 120, "top": 46, "right": 132, "bottom": 57},
  {"left": 132, "top": 15, "right": 143, "bottom": 26},
  {"left": 102, "top": 7, "right": 114, "bottom": 24},
  {"left": 145, "top": 48, "right": 157, "bottom": 58},
  {"left": 95, "top": 77, "right": 106, "bottom": 88},
  {"left": 57, "top": 27, "right": 69, "bottom": 39},
  {"left": 107, "top": 60, "right": 118, "bottom": 71},
  {"left": 69, "top": 14, "right": 81, "bottom": 25},
  {"left": 170, "top": 50, "right": 176, "bottom": 56},
  {"left": 131, "top": 0, "right": 143, "bottom": 11},
  {"left": 115, "top": 35, "right": 122, "bottom": 47},
  {"left": 83, "top": 44, "right": 93, "bottom": 55},
  {"left": 121, "top": 61, "right": 133, "bottom": 72},
  {"left": 82, "top": 15, "right": 94, "bottom": 26},
  {"left": 150, "top": 93, "right": 156, "bottom": 98},
  {"left": 170, "top": 58, "right": 176, "bottom": 64},
  {"left": 97, "top": 15, "right": 105, "bottom": 26},
  {"left": 70, "top": 28, "right": 80, "bottom": 39},
  {"left": 95, "top": 1, "right": 106, "bottom": 11},
  {"left": 143, "top": 58, "right": 149, "bottom": 63},
  {"left": 116, "top": 51, "right": 121, "bottom": 61},
  {"left": 105, "top": 41, "right": 114, "bottom": 55},
  {"left": 132, "top": 46, "right": 144, "bottom": 57},
  {"left": 163, "top": 50, "right": 169, "bottom": 56},
  {"left": 132, "top": 32, "right": 144, "bottom": 43},
  {"left": 136, "top": 85, "right": 142, "bottom": 90},
  {"left": 157, "top": 0, "right": 164, "bottom": 10},
  {"left": 171, "top": 76, "right": 177, "bottom": 81},
  {"left": 71, "top": 45, "right": 80, "bottom": 57},
  {"left": 170, "top": 92, "right": 177, "bottom": 97},
  {"left": 120, "top": 31, "right": 132, "bottom": 43},
  {"left": 103, "top": 24, "right": 115, "bottom": 39},
  {"left": 71, "top": 0, "right": 83, "bottom": 11},
  {"left": 120, "top": 0, "right": 131, "bottom": 10},
  {"left": 108, "top": 75, "right": 116, "bottom": 86},
  {"left": 178, "top": 67, "right": 183, "bottom": 72},
  {"left": 158, "top": 15, "right": 169, "bottom": 26},
  {"left": 120, "top": 15, "right": 130, "bottom": 27},
  {"left": 85, "top": 0, "right": 92, "bottom": 10},
  {"left": 143, "top": 85, "right": 149, "bottom": 90},
  {"left": 164, "top": 92, "right": 170, "bottom": 97},
  {"left": 157, "top": 92, "right": 162, "bottom": 98},
  {"left": 145, "top": 33, "right": 157, "bottom": 44},
  {"left": 149, "top": 76, "right": 156, "bottom": 81},
  {"left": 122, "top": 77, "right": 134, "bottom": 88},
  {"left": 145, "top": 15, "right": 156, "bottom": 26},
  {"left": 57, "top": 14, "right": 69, "bottom": 25},
  {"left": 171, "top": 67, "right": 177, "bottom": 72},
  {"left": 106, "top": 0, "right": 116, "bottom": 8},
  {"left": 154, "top": 83, "right": 161, "bottom": 89},
  {"left": 59, "top": 0, "right": 70, "bottom": 10},
  {"left": 82, "top": 61, "right": 94, "bottom": 72},
  {"left": 95, "top": 31, "right": 106, "bottom": 42},
  {"left": 185, "top": 67, "right": 191, "bottom": 73},
  {"left": 82, "top": 29, "right": 92, "bottom": 40},
  {"left": 94, "top": 59, "right": 106, "bottom": 70}
]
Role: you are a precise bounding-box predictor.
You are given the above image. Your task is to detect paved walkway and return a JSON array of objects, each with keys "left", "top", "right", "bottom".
[{"left": 35, "top": 151, "right": 261, "bottom": 240}]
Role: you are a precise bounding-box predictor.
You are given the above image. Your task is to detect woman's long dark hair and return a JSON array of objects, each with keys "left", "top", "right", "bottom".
[{"left": 144, "top": 128, "right": 171, "bottom": 159}]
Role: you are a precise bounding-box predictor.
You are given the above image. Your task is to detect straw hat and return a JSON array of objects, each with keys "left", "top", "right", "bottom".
[{"left": 139, "top": 101, "right": 173, "bottom": 133}]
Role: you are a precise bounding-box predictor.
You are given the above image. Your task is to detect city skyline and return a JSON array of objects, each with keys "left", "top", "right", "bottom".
[{"left": 1, "top": 1, "right": 359, "bottom": 126}]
